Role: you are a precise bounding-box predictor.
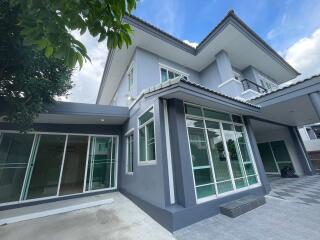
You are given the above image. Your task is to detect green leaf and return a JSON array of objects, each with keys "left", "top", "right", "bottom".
[
  {"left": 45, "top": 46, "right": 53, "bottom": 58},
  {"left": 77, "top": 52, "right": 83, "bottom": 69}
]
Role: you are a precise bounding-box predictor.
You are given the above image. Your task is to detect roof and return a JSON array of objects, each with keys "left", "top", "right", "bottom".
[
  {"left": 130, "top": 77, "right": 260, "bottom": 110},
  {"left": 97, "top": 10, "right": 299, "bottom": 104},
  {"left": 249, "top": 74, "right": 320, "bottom": 102}
]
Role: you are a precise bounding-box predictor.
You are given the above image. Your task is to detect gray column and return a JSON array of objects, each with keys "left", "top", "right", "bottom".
[
  {"left": 243, "top": 117, "right": 271, "bottom": 193},
  {"left": 288, "top": 126, "right": 315, "bottom": 175},
  {"left": 216, "top": 50, "right": 234, "bottom": 83},
  {"left": 167, "top": 99, "right": 196, "bottom": 207},
  {"left": 309, "top": 91, "right": 320, "bottom": 120}
]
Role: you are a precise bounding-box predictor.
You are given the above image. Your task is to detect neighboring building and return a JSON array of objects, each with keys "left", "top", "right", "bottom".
[
  {"left": 299, "top": 124, "right": 320, "bottom": 172},
  {"left": 1, "top": 10, "right": 320, "bottom": 231}
]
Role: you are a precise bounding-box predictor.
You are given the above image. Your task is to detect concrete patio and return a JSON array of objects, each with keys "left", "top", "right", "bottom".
[{"left": 0, "top": 175, "right": 319, "bottom": 240}]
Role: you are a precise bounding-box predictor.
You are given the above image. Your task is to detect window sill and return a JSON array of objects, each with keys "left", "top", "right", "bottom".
[{"left": 138, "top": 160, "right": 157, "bottom": 166}]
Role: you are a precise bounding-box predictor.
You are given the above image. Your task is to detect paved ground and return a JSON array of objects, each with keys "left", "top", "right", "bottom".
[
  {"left": 0, "top": 192, "right": 174, "bottom": 240},
  {"left": 1, "top": 176, "right": 319, "bottom": 240},
  {"left": 268, "top": 175, "right": 320, "bottom": 205},
  {"left": 175, "top": 175, "right": 320, "bottom": 240}
]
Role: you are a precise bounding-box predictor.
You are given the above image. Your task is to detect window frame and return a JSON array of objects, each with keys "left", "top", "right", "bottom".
[
  {"left": 159, "top": 63, "right": 189, "bottom": 83},
  {"left": 138, "top": 106, "right": 157, "bottom": 165},
  {"left": 0, "top": 130, "right": 119, "bottom": 207},
  {"left": 127, "top": 62, "right": 134, "bottom": 92},
  {"left": 125, "top": 128, "right": 134, "bottom": 175},
  {"left": 184, "top": 102, "right": 261, "bottom": 204}
]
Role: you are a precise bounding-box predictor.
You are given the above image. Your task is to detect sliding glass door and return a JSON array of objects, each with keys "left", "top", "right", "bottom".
[
  {"left": 0, "top": 132, "right": 118, "bottom": 206},
  {"left": 0, "top": 133, "right": 35, "bottom": 203},
  {"left": 185, "top": 104, "right": 260, "bottom": 202},
  {"left": 86, "top": 136, "right": 117, "bottom": 191}
]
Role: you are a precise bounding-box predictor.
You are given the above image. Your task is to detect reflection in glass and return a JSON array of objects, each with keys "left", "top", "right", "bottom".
[
  {"left": 0, "top": 133, "right": 34, "bottom": 203},
  {"left": 59, "top": 135, "right": 88, "bottom": 196},
  {"left": 26, "top": 134, "right": 66, "bottom": 200}
]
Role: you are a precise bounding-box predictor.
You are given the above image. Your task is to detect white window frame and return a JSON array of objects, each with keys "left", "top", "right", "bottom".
[
  {"left": 183, "top": 102, "right": 261, "bottom": 204},
  {"left": 127, "top": 62, "right": 134, "bottom": 92},
  {"left": 138, "top": 106, "right": 157, "bottom": 165},
  {"left": 0, "top": 130, "right": 119, "bottom": 208},
  {"left": 125, "top": 128, "right": 134, "bottom": 175},
  {"left": 233, "top": 70, "right": 241, "bottom": 81},
  {"left": 159, "top": 63, "right": 189, "bottom": 83}
]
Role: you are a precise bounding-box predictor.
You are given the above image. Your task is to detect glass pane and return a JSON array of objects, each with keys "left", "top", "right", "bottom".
[
  {"left": 139, "top": 127, "right": 146, "bottom": 162},
  {"left": 146, "top": 122, "right": 155, "bottom": 161},
  {"left": 186, "top": 118, "right": 204, "bottom": 128},
  {"left": 188, "top": 128, "right": 210, "bottom": 167},
  {"left": 244, "top": 163, "right": 255, "bottom": 176},
  {"left": 196, "top": 185, "right": 215, "bottom": 199},
  {"left": 161, "top": 68, "right": 168, "bottom": 82},
  {"left": 26, "top": 134, "right": 66, "bottom": 200},
  {"left": 207, "top": 129, "right": 231, "bottom": 182},
  {"left": 258, "top": 143, "right": 278, "bottom": 173},
  {"left": 222, "top": 123, "right": 245, "bottom": 179},
  {"left": 185, "top": 104, "right": 202, "bottom": 117},
  {"left": 271, "top": 141, "right": 292, "bottom": 163},
  {"left": 205, "top": 120, "right": 220, "bottom": 129},
  {"left": 248, "top": 175, "right": 258, "bottom": 185},
  {"left": 277, "top": 162, "right": 294, "bottom": 172},
  {"left": 217, "top": 181, "right": 233, "bottom": 194},
  {"left": 139, "top": 108, "right": 154, "bottom": 125},
  {"left": 86, "top": 137, "right": 116, "bottom": 191},
  {"left": 168, "top": 71, "right": 174, "bottom": 79},
  {"left": 0, "top": 133, "right": 34, "bottom": 203},
  {"left": 194, "top": 168, "right": 213, "bottom": 186},
  {"left": 203, "top": 108, "right": 231, "bottom": 121},
  {"left": 235, "top": 178, "right": 247, "bottom": 189},
  {"left": 59, "top": 135, "right": 88, "bottom": 196},
  {"left": 127, "top": 135, "right": 133, "bottom": 173}
]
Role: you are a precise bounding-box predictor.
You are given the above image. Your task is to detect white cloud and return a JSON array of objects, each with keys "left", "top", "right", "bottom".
[
  {"left": 283, "top": 28, "right": 320, "bottom": 84},
  {"left": 60, "top": 31, "right": 108, "bottom": 103},
  {"left": 183, "top": 40, "right": 198, "bottom": 48}
]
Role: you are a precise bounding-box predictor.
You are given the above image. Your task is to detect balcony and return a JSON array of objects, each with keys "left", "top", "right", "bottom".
[{"left": 241, "top": 79, "right": 267, "bottom": 94}]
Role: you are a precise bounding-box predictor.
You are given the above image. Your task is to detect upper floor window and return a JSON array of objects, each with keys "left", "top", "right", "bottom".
[
  {"left": 160, "top": 65, "right": 188, "bottom": 83},
  {"left": 128, "top": 64, "right": 134, "bottom": 92},
  {"left": 138, "top": 107, "right": 156, "bottom": 164},
  {"left": 257, "top": 74, "right": 277, "bottom": 92}
]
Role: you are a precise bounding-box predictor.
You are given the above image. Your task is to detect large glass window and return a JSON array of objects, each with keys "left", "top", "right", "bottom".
[
  {"left": 0, "top": 132, "right": 118, "bottom": 206},
  {"left": 126, "top": 133, "right": 134, "bottom": 174},
  {"left": 0, "top": 133, "right": 35, "bottom": 203},
  {"left": 59, "top": 135, "right": 88, "bottom": 196},
  {"left": 86, "top": 136, "right": 117, "bottom": 191},
  {"left": 185, "top": 104, "right": 259, "bottom": 201},
  {"left": 24, "top": 134, "right": 66, "bottom": 200},
  {"left": 139, "top": 107, "right": 156, "bottom": 164}
]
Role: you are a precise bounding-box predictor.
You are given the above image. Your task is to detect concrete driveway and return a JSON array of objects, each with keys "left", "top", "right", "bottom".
[{"left": 0, "top": 192, "right": 174, "bottom": 240}]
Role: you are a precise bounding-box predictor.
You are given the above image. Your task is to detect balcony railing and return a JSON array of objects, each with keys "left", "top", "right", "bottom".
[{"left": 241, "top": 79, "right": 267, "bottom": 94}]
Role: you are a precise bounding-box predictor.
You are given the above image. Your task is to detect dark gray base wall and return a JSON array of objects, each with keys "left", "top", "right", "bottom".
[{"left": 120, "top": 186, "right": 267, "bottom": 232}]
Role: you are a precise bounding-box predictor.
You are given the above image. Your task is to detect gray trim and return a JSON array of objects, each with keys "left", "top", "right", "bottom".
[
  {"left": 309, "top": 91, "right": 320, "bottom": 120},
  {"left": 246, "top": 115, "right": 292, "bottom": 127},
  {"left": 243, "top": 117, "right": 271, "bottom": 193},
  {"left": 289, "top": 127, "right": 316, "bottom": 175}
]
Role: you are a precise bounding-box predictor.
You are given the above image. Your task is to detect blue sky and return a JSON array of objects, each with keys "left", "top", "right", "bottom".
[
  {"left": 133, "top": 0, "right": 320, "bottom": 53},
  {"left": 66, "top": 0, "right": 320, "bottom": 103}
]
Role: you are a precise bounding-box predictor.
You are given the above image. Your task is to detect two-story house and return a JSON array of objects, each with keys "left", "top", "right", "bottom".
[{"left": 1, "top": 10, "right": 320, "bottom": 231}]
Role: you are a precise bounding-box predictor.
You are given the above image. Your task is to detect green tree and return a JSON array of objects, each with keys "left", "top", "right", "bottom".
[
  {"left": 0, "top": 1, "right": 73, "bottom": 131},
  {"left": 10, "top": 0, "right": 137, "bottom": 68}
]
